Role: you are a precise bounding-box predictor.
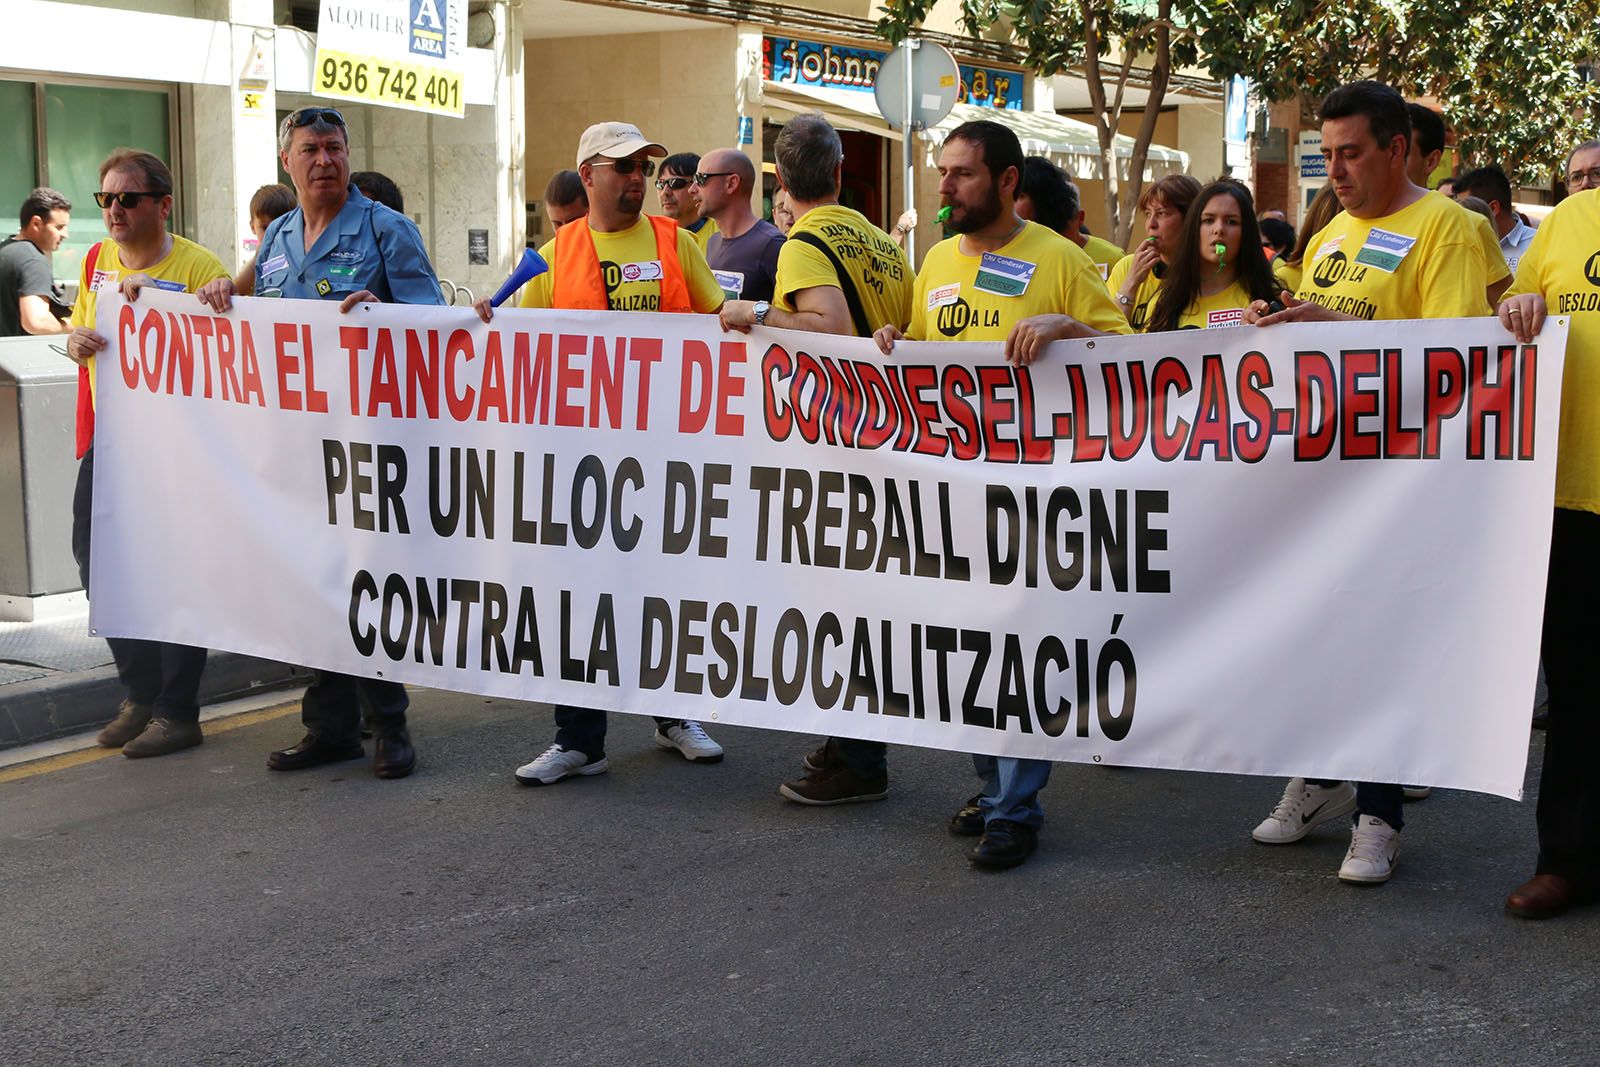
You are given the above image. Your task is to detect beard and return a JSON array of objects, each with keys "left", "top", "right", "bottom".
[
  {"left": 618, "top": 189, "right": 645, "bottom": 216},
  {"left": 948, "top": 184, "right": 1004, "bottom": 234}
]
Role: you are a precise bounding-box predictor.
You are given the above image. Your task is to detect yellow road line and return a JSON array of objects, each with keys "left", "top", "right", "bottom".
[{"left": 0, "top": 699, "right": 301, "bottom": 785}]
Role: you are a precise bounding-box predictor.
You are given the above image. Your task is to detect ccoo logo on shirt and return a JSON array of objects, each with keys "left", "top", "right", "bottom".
[{"left": 409, "top": 0, "right": 447, "bottom": 58}]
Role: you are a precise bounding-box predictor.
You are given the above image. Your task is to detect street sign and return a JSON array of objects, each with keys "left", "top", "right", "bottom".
[
  {"left": 873, "top": 40, "right": 960, "bottom": 260},
  {"left": 1298, "top": 131, "right": 1326, "bottom": 180}
]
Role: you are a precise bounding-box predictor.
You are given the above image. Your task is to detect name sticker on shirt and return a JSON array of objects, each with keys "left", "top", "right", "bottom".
[
  {"left": 259, "top": 254, "right": 289, "bottom": 276},
  {"left": 147, "top": 278, "right": 187, "bottom": 292},
  {"left": 973, "top": 252, "right": 1037, "bottom": 297},
  {"left": 620, "top": 260, "right": 664, "bottom": 283},
  {"left": 328, "top": 265, "right": 358, "bottom": 279},
  {"left": 927, "top": 283, "right": 961, "bottom": 309},
  {"left": 1206, "top": 308, "right": 1245, "bottom": 329},
  {"left": 1311, "top": 235, "right": 1345, "bottom": 262},
  {"left": 712, "top": 269, "right": 745, "bottom": 298},
  {"left": 1353, "top": 227, "right": 1418, "bottom": 273}
]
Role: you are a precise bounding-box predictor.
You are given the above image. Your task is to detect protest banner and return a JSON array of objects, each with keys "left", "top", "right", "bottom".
[{"left": 86, "top": 289, "right": 1565, "bottom": 797}]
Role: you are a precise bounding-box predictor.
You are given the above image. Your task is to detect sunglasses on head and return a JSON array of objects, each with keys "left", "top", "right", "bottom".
[
  {"left": 591, "top": 157, "right": 655, "bottom": 177},
  {"left": 655, "top": 176, "right": 693, "bottom": 191},
  {"left": 93, "top": 191, "right": 163, "bottom": 209},
  {"left": 286, "top": 106, "right": 346, "bottom": 129}
]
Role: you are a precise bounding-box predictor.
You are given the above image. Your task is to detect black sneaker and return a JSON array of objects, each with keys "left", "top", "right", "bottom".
[
  {"left": 969, "top": 819, "right": 1038, "bottom": 869},
  {"left": 778, "top": 765, "right": 887, "bottom": 805},
  {"left": 949, "top": 794, "right": 985, "bottom": 837}
]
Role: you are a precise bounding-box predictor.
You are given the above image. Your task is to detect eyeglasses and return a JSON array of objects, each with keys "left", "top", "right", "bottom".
[
  {"left": 694, "top": 172, "right": 735, "bottom": 186},
  {"left": 286, "top": 107, "right": 346, "bottom": 129},
  {"left": 1566, "top": 165, "right": 1600, "bottom": 188},
  {"left": 654, "top": 176, "right": 692, "bottom": 191},
  {"left": 591, "top": 158, "right": 655, "bottom": 177},
  {"left": 93, "top": 191, "right": 163, "bottom": 209}
]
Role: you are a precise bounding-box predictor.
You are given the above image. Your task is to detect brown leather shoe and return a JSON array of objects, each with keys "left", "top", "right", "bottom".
[
  {"left": 96, "top": 700, "right": 153, "bottom": 748},
  {"left": 1505, "top": 874, "right": 1596, "bottom": 920},
  {"left": 122, "top": 717, "right": 203, "bottom": 758}
]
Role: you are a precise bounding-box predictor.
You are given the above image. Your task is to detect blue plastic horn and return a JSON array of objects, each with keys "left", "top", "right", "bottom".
[{"left": 489, "top": 248, "right": 550, "bottom": 307}]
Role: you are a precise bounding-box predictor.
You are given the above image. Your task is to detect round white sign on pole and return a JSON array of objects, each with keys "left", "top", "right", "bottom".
[{"left": 873, "top": 40, "right": 961, "bottom": 131}]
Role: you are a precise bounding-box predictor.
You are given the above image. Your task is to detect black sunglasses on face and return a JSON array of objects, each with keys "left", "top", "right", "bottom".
[
  {"left": 655, "top": 176, "right": 693, "bottom": 191},
  {"left": 693, "top": 172, "right": 735, "bottom": 186},
  {"left": 287, "top": 107, "right": 346, "bottom": 129},
  {"left": 592, "top": 158, "right": 656, "bottom": 177},
  {"left": 94, "top": 191, "right": 163, "bottom": 209}
]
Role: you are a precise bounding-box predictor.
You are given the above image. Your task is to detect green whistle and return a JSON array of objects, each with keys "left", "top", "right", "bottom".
[
  {"left": 937, "top": 205, "right": 953, "bottom": 223},
  {"left": 1215, "top": 241, "right": 1227, "bottom": 271}
]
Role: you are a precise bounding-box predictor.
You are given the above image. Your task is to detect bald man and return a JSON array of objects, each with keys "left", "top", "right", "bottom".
[{"left": 696, "top": 148, "right": 784, "bottom": 302}]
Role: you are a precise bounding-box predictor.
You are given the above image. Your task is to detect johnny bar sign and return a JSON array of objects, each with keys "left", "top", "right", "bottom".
[{"left": 88, "top": 290, "right": 1564, "bottom": 798}]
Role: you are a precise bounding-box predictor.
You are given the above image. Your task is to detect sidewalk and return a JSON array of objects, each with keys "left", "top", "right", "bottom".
[{"left": 0, "top": 604, "right": 304, "bottom": 750}]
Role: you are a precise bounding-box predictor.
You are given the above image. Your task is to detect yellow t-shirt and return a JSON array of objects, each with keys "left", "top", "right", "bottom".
[
  {"left": 1168, "top": 279, "right": 1255, "bottom": 331},
  {"left": 774, "top": 204, "right": 913, "bottom": 336},
  {"left": 687, "top": 217, "right": 719, "bottom": 253},
  {"left": 518, "top": 216, "right": 724, "bottom": 313},
  {"left": 1506, "top": 188, "right": 1600, "bottom": 512},
  {"left": 1080, "top": 234, "right": 1125, "bottom": 281},
  {"left": 1294, "top": 193, "right": 1489, "bottom": 320},
  {"left": 1274, "top": 259, "right": 1303, "bottom": 295},
  {"left": 1106, "top": 253, "right": 1164, "bottom": 332},
  {"left": 1461, "top": 198, "right": 1511, "bottom": 286},
  {"left": 907, "top": 222, "right": 1129, "bottom": 341},
  {"left": 72, "top": 234, "right": 229, "bottom": 404}
]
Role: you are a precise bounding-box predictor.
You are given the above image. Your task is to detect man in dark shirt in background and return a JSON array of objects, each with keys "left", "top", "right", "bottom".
[
  {"left": 1, "top": 188, "right": 72, "bottom": 336},
  {"left": 695, "top": 148, "right": 783, "bottom": 302}
]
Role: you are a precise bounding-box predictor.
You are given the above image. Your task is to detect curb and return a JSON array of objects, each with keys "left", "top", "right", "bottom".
[{"left": 0, "top": 653, "right": 307, "bottom": 751}]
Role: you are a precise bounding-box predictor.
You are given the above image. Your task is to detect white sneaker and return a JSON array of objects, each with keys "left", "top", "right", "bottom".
[
  {"left": 514, "top": 744, "right": 608, "bottom": 786},
  {"left": 1251, "top": 777, "right": 1358, "bottom": 844},
  {"left": 654, "top": 720, "right": 724, "bottom": 762},
  {"left": 1339, "top": 814, "right": 1400, "bottom": 884}
]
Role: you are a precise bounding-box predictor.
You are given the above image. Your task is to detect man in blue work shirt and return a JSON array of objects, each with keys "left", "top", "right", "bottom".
[{"left": 199, "top": 105, "right": 442, "bottom": 779}]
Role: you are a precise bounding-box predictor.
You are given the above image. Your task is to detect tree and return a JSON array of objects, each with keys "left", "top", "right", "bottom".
[
  {"left": 1196, "top": 0, "right": 1600, "bottom": 184},
  {"left": 877, "top": 0, "right": 1207, "bottom": 246}
]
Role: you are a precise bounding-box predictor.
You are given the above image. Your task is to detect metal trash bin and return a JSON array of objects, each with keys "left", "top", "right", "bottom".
[{"left": 0, "top": 336, "right": 81, "bottom": 602}]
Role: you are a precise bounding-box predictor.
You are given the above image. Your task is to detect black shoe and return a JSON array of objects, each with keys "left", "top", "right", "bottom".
[
  {"left": 373, "top": 731, "right": 416, "bottom": 779},
  {"left": 949, "top": 794, "right": 985, "bottom": 837},
  {"left": 267, "top": 733, "right": 364, "bottom": 772},
  {"left": 802, "top": 739, "right": 842, "bottom": 773},
  {"left": 969, "top": 819, "right": 1038, "bottom": 869}
]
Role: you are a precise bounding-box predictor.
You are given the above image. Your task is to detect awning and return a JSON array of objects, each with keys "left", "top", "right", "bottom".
[{"left": 761, "top": 82, "right": 1190, "bottom": 182}]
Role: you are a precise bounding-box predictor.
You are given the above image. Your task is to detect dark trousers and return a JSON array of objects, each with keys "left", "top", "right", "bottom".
[
  {"left": 302, "top": 671, "right": 409, "bottom": 748},
  {"left": 1536, "top": 508, "right": 1600, "bottom": 885},
  {"left": 834, "top": 737, "right": 886, "bottom": 777},
  {"left": 73, "top": 446, "right": 207, "bottom": 723},
  {"left": 1306, "top": 780, "right": 1404, "bottom": 831},
  {"left": 553, "top": 707, "right": 679, "bottom": 758}
]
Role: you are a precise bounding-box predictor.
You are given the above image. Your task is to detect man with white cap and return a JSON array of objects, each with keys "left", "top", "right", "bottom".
[{"left": 477, "top": 121, "right": 727, "bottom": 784}]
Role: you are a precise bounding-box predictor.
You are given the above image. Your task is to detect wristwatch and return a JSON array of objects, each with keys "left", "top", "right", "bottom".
[
  {"left": 753, "top": 300, "right": 771, "bottom": 325},
  {"left": 1116, "top": 292, "right": 1133, "bottom": 307}
]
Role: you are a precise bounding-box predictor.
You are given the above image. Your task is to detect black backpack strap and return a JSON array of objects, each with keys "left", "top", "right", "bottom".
[{"left": 789, "top": 230, "right": 872, "bottom": 337}]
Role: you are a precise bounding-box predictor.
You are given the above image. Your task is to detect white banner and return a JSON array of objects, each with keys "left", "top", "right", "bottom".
[{"left": 88, "top": 290, "right": 1567, "bottom": 798}]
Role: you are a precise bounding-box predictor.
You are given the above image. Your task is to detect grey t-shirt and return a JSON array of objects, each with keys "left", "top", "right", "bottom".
[
  {"left": 705, "top": 219, "right": 785, "bottom": 303},
  {"left": 0, "top": 236, "right": 57, "bottom": 337}
]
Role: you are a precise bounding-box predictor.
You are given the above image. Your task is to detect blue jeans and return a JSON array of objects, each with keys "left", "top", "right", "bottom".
[
  {"left": 972, "top": 755, "right": 1051, "bottom": 829},
  {"left": 1308, "top": 779, "right": 1405, "bottom": 832}
]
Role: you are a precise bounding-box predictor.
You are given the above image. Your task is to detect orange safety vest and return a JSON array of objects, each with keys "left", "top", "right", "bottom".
[{"left": 550, "top": 215, "right": 692, "bottom": 313}]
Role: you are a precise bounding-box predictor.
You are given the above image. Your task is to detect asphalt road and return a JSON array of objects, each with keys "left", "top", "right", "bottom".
[{"left": 1, "top": 690, "right": 1592, "bottom": 1066}]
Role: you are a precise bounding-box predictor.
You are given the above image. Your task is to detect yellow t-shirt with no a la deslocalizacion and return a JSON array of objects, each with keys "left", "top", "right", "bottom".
[
  {"left": 908, "top": 221, "right": 1128, "bottom": 341},
  {"left": 1507, "top": 187, "right": 1600, "bottom": 512}
]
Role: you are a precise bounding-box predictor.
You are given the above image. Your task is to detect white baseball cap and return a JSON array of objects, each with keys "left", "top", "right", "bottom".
[{"left": 576, "top": 122, "right": 667, "bottom": 167}]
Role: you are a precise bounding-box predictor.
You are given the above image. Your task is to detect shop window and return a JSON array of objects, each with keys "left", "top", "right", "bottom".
[{"left": 0, "top": 77, "right": 172, "bottom": 299}]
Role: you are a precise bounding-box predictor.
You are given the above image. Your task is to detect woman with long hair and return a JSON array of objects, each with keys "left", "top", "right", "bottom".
[
  {"left": 1146, "top": 180, "right": 1281, "bottom": 332},
  {"left": 1107, "top": 174, "right": 1202, "bottom": 329},
  {"left": 1273, "top": 183, "right": 1341, "bottom": 295}
]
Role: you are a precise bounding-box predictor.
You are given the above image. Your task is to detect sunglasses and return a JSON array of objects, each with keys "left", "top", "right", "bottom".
[
  {"left": 93, "top": 191, "right": 163, "bottom": 209},
  {"left": 655, "top": 176, "right": 693, "bottom": 191},
  {"left": 693, "top": 172, "right": 735, "bottom": 186},
  {"left": 591, "top": 158, "right": 655, "bottom": 177},
  {"left": 286, "top": 106, "right": 346, "bottom": 129}
]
